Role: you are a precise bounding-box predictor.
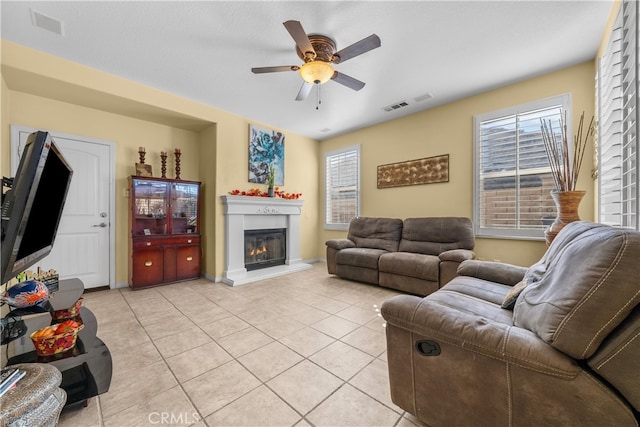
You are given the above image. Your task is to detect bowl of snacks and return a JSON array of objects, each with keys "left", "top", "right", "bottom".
[
  {"left": 51, "top": 297, "right": 83, "bottom": 321},
  {"left": 30, "top": 320, "right": 84, "bottom": 356}
]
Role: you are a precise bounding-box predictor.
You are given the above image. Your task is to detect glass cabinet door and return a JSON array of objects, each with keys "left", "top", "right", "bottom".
[
  {"left": 171, "top": 182, "right": 199, "bottom": 234},
  {"left": 132, "top": 179, "right": 169, "bottom": 235}
]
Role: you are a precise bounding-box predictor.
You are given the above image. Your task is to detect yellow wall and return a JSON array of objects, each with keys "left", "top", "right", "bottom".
[
  {"left": 210, "top": 115, "right": 319, "bottom": 275},
  {"left": 7, "top": 91, "right": 202, "bottom": 285},
  {"left": 1, "top": 76, "right": 9, "bottom": 176},
  {"left": 596, "top": 1, "right": 623, "bottom": 59},
  {"left": 320, "top": 61, "right": 597, "bottom": 267},
  {"left": 1, "top": 40, "right": 320, "bottom": 286},
  {"left": 1, "top": 38, "right": 600, "bottom": 280},
  {"left": 198, "top": 123, "right": 217, "bottom": 276}
]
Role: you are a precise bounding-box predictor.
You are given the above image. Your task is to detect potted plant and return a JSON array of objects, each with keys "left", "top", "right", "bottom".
[
  {"left": 266, "top": 163, "right": 275, "bottom": 197},
  {"left": 540, "top": 111, "right": 595, "bottom": 245}
]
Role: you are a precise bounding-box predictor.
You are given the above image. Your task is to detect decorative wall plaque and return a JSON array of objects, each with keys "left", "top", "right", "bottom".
[{"left": 377, "top": 154, "right": 449, "bottom": 189}]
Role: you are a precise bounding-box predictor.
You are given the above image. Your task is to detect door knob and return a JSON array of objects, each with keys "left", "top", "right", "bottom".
[{"left": 92, "top": 223, "right": 107, "bottom": 228}]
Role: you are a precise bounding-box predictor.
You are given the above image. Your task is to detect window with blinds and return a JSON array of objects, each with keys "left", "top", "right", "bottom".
[
  {"left": 620, "top": 0, "right": 638, "bottom": 229},
  {"left": 474, "top": 94, "right": 571, "bottom": 239},
  {"left": 598, "top": 0, "right": 639, "bottom": 230},
  {"left": 324, "top": 145, "right": 360, "bottom": 230},
  {"left": 597, "top": 13, "right": 623, "bottom": 226}
]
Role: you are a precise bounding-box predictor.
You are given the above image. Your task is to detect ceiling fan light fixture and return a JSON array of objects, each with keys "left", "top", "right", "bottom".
[{"left": 299, "top": 61, "right": 334, "bottom": 84}]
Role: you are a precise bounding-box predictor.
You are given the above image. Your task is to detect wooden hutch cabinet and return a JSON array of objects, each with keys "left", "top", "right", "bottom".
[{"left": 128, "top": 176, "right": 201, "bottom": 289}]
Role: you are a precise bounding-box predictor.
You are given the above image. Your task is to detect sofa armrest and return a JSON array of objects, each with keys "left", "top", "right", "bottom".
[
  {"left": 456, "top": 259, "right": 527, "bottom": 286},
  {"left": 325, "top": 239, "right": 356, "bottom": 250},
  {"left": 325, "top": 239, "right": 355, "bottom": 275},
  {"left": 381, "top": 294, "right": 580, "bottom": 378},
  {"left": 439, "top": 249, "right": 475, "bottom": 263}
]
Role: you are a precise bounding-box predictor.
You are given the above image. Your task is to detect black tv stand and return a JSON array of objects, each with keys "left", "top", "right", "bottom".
[{"left": 5, "top": 278, "right": 112, "bottom": 406}]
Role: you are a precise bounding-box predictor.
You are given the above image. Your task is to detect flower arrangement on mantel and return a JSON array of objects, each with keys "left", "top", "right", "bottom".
[{"left": 229, "top": 188, "right": 302, "bottom": 199}]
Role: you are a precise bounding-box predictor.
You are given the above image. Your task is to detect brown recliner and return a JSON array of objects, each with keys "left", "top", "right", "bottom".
[
  {"left": 328, "top": 217, "right": 404, "bottom": 285},
  {"left": 382, "top": 221, "right": 640, "bottom": 426}
]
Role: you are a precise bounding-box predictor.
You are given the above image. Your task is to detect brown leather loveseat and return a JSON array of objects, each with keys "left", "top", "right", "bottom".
[
  {"left": 382, "top": 221, "right": 640, "bottom": 426},
  {"left": 326, "top": 216, "right": 475, "bottom": 296}
]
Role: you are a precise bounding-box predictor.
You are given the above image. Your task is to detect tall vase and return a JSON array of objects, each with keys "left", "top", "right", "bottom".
[{"left": 544, "top": 190, "right": 585, "bottom": 246}]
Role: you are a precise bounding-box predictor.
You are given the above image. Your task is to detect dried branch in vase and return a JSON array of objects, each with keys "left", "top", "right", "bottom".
[{"left": 540, "top": 111, "right": 595, "bottom": 192}]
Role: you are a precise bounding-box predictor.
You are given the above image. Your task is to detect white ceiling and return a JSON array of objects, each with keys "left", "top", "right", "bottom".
[{"left": 1, "top": 1, "right": 613, "bottom": 140}]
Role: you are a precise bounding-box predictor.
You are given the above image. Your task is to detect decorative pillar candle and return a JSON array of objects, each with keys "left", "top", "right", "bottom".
[
  {"left": 160, "top": 151, "right": 167, "bottom": 178},
  {"left": 174, "top": 149, "right": 181, "bottom": 180}
]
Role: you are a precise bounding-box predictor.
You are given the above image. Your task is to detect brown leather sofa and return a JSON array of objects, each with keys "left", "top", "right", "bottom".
[
  {"left": 382, "top": 221, "right": 640, "bottom": 426},
  {"left": 326, "top": 217, "right": 475, "bottom": 296}
]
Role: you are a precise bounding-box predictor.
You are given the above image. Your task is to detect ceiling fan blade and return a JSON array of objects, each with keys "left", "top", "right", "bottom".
[
  {"left": 333, "top": 34, "right": 381, "bottom": 64},
  {"left": 331, "top": 72, "right": 365, "bottom": 91},
  {"left": 283, "top": 20, "right": 315, "bottom": 57},
  {"left": 251, "top": 65, "right": 299, "bottom": 74},
  {"left": 295, "top": 82, "right": 313, "bottom": 101}
]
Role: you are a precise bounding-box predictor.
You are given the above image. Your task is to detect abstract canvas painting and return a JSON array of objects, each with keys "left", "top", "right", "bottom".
[{"left": 249, "top": 124, "right": 285, "bottom": 185}]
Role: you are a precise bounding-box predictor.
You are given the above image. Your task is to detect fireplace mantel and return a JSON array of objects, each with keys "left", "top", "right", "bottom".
[{"left": 221, "top": 195, "right": 312, "bottom": 286}]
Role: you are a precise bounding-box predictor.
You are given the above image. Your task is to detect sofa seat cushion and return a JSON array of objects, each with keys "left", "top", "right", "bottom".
[
  {"left": 379, "top": 252, "right": 439, "bottom": 282},
  {"left": 336, "top": 247, "right": 388, "bottom": 270}
]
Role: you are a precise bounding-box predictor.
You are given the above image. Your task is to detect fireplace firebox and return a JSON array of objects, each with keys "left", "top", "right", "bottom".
[{"left": 244, "top": 228, "right": 286, "bottom": 271}]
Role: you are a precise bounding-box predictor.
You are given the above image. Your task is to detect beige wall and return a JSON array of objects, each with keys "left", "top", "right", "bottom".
[
  {"left": 1, "top": 40, "right": 320, "bottom": 286},
  {"left": 596, "top": 1, "right": 623, "bottom": 59},
  {"left": 198, "top": 124, "right": 217, "bottom": 276},
  {"left": 1, "top": 76, "right": 9, "bottom": 175},
  {"left": 211, "top": 115, "right": 319, "bottom": 276},
  {"left": 1, "top": 38, "right": 600, "bottom": 281},
  {"left": 7, "top": 91, "right": 202, "bottom": 285},
  {"left": 320, "top": 61, "right": 597, "bottom": 267}
]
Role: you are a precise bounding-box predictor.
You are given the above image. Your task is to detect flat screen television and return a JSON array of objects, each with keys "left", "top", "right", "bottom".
[{"left": 1, "top": 131, "right": 73, "bottom": 285}]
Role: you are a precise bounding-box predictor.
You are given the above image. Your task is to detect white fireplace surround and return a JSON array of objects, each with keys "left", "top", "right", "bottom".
[{"left": 221, "top": 195, "right": 312, "bottom": 286}]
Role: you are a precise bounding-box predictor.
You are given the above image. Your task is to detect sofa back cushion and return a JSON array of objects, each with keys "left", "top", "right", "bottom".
[
  {"left": 513, "top": 221, "right": 640, "bottom": 359},
  {"left": 347, "top": 217, "right": 403, "bottom": 252},
  {"left": 398, "top": 217, "right": 474, "bottom": 255}
]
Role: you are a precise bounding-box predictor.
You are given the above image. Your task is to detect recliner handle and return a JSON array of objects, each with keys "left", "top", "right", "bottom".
[{"left": 416, "top": 340, "right": 441, "bottom": 356}]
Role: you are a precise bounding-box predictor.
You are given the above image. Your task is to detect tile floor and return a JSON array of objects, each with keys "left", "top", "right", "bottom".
[{"left": 58, "top": 263, "right": 426, "bottom": 427}]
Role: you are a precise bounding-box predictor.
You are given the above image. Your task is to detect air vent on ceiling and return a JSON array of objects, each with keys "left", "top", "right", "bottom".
[
  {"left": 319, "top": 128, "right": 331, "bottom": 133},
  {"left": 30, "top": 8, "right": 64, "bottom": 36},
  {"left": 382, "top": 101, "right": 410, "bottom": 112},
  {"left": 414, "top": 92, "right": 434, "bottom": 103}
]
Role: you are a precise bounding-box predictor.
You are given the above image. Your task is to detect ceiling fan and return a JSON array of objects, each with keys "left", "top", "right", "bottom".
[{"left": 251, "top": 20, "right": 381, "bottom": 101}]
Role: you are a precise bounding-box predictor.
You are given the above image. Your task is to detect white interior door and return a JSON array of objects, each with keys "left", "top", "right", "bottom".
[{"left": 11, "top": 126, "right": 115, "bottom": 289}]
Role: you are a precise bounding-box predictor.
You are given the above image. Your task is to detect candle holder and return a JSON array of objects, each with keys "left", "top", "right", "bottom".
[
  {"left": 160, "top": 152, "right": 167, "bottom": 178},
  {"left": 135, "top": 147, "right": 152, "bottom": 177},
  {"left": 174, "top": 149, "right": 181, "bottom": 180}
]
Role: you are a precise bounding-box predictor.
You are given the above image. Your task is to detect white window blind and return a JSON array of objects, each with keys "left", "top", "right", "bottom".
[
  {"left": 620, "top": 0, "right": 638, "bottom": 229},
  {"left": 597, "top": 13, "right": 623, "bottom": 226},
  {"left": 474, "top": 95, "right": 571, "bottom": 239},
  {"left": 324, "top": 145, "right": 360, "bottom": 230},
  {"left": 598, "top": 0, "right": 639, "bottom": 230}
]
